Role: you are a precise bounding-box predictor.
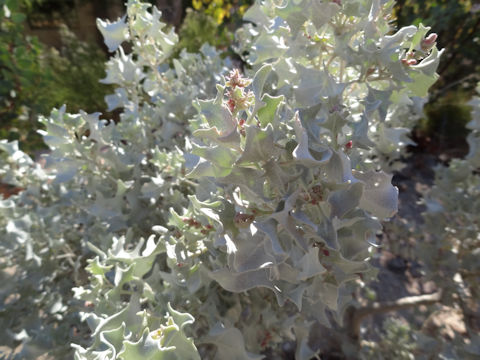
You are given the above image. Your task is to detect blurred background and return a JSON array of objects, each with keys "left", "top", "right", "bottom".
[{"left": 0, "top": 0, "right": 479, "bottom": 157}]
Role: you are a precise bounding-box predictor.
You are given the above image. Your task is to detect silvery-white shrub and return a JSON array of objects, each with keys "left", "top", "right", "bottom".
[{"left": 0, "top": 0, "right": 443, "bottom": 359}]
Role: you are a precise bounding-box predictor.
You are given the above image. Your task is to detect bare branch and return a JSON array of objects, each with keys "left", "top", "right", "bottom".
[{"left": 345, "top": 291, "right": 443, "bottom": 341}]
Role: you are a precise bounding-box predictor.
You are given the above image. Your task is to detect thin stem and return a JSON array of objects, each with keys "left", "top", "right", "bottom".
[
  {"left": 429, "top": 73, "right": 480, "bottom": 103},
  {"left": 182, "top": 178, "right": 198, "bottom": 188},
  {"left": 366, "top": 75, "right": 391, "bottom": 82},
  {"left": 325, "top": 54, "right": 338, "bottom": 69},
  {"left": 339, "top": 59, "right": 345, "bottom": 83}
]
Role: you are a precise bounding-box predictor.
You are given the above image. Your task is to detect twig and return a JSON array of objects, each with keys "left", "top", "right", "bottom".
[
  {"left": 429, "top": 73, "right": 480, "bottom": 102},
  {"left": 345, "top": 290, "right": 443, "bottom": 341}
]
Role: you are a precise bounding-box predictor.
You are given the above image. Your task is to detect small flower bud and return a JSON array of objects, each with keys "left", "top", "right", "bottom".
[
  {"left": 226, "top": 69, "right": 251, "bottom": 88},
  {"left": 307, "top": 185, "right": 323, "bottom": 204},
  {"left": 401, "top": 58, "right": 418, "bottom": 66},
  {"left": 193, "top": 221, "right": 202, "bottom": 228},
  {"left": 227, "top": 99, "right": 236, "bottom": 112},
  {"left": 345, "top": 140, "right": 353, "bottom": 150},
  {"left": 421, "top": 33, "right": 438, "bottom": 51}
]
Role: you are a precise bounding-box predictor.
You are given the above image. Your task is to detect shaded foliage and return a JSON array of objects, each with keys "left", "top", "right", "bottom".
[{"left": 0, "top": 0, "right": 110, "bottom": 154}]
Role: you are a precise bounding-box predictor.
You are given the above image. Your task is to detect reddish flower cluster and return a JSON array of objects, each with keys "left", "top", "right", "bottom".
[
  {"left": 234, "top": 212, "right": 255, "bottom": 228},
  {"left": 0, "top": 183, "right": 24, "bottom": 199},
  {"left": 260, "top": 330, "right": 272, "bottom": 348},
  {"left": 401, "top": 58, "right": 418, "bottom": 66},
  {"left": 226, "top": 69, "right": 251, "bottom": 89},
  {"left": 303, "top": 184, "right": 324, "bottom": 205},
  {"left": 401, "top": 50, "right": 418, "bottom": 66},
  {"left": 224, "top": 68, "right": 254, "bottom": 116},
  {"left": 237, "top": 118, "right": 246, "bottom": 136},
  {"left": 182, "top": 217, "right": 214, "bottom": 235}
]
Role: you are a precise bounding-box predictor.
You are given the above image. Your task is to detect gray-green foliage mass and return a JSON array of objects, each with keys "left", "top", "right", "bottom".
[
  {"left": 358, "top": 83, "right": 480, "bottom": 360},
  {"left": 0, "top": 0, "right": 227, "bottom": 357},
  {"left": 0, "top": 0, "right": 447, "bottom": 359},
  {"left": 416, "top": 84, "right": 480, "bottom": 359}
]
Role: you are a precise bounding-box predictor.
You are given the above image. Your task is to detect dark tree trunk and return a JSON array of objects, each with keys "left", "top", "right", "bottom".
[{"left": 155, "top": 0, "right": 185, "bottom": 28}]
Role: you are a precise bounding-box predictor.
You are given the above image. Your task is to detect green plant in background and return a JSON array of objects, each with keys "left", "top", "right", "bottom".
[
  {"left": 175, "top": 0, "right": 255, "bottom": 58},
  {"left": 25, "top": 0, "right": 76, "bottom": 27},
  {"left": 0, "top": 0, "right": 111, "bottom": 155},
  {"left": 174, "top": 8, "right": 233, "bottom": 56},
  {"left": 419, "top": 90, "right": 472, "bottom": 150},
  {"left": 0, "top": 0, "right": 53, "bottom": 152},
  {"left": 192, "top": 0, "right": 251, "bottom": 24},
  {"left": 46, "top": 24, "right": 112, "bottom": 115}
]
